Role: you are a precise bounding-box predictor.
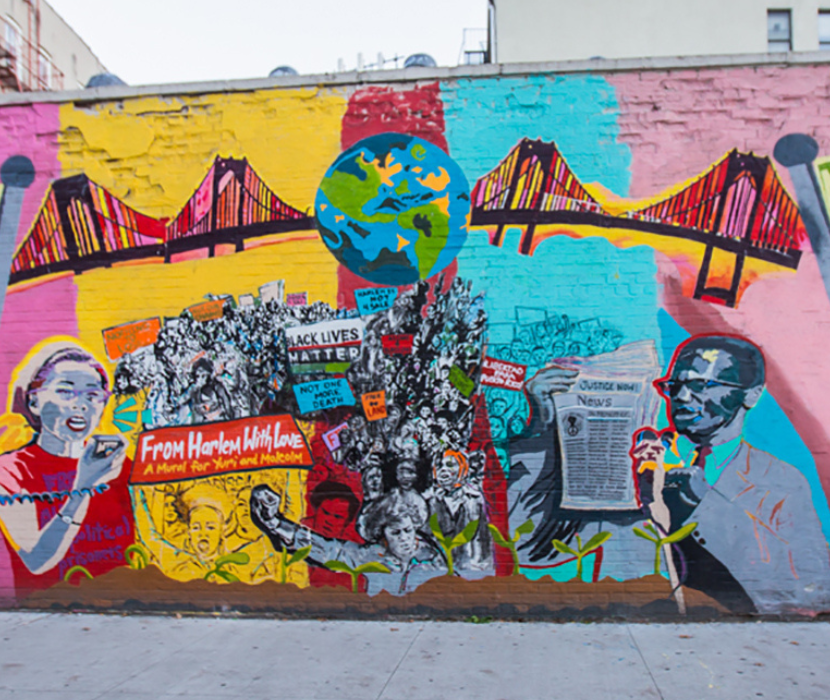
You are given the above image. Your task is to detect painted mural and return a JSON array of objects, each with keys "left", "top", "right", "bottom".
[{"left": 1, "top": 69, "right": 830, "bottom": 617}]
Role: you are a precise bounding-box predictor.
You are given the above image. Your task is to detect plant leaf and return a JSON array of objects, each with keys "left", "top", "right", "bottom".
[
  {"left": 633, "top": 527, "right": 659, "bottom": 543},
  {"left": 451, "top": 519, "right": 480, "bottom": 549},
  {"left": 429, "top": 513, "right": 445, "bottom": 543},
  {"left": 662, "top": 521, "right": 698, "bottom": 545},
  {"left": 355, "top": 561, "right": 392, "bottom": 575},
  {"left": 216, "top": 570, "right": 239, "bottom": 583},
  {"left": 515, "top": 519, "right": 535, "bottom": 537},
  {"left": 487, "top": 524, "right": 510, "bottom": 548},
  {"left": 325, "top": 560, "right": 354, "bottom": 575},
  {"left": 551, "top": 539, "right": 577, "bottom": 556},
  {"left": 643, "top": 522, "right": 659, "bottom": 537},
  {"left": 124, "top": 544, "right": 148, "bottom": 569},
  {"left": 216, "top": 552, "right": 250, "bottom": 567},
  {"left": 63, "top": 565, "right": 93, "bottom": 583},
  {"left": 581, "top": 531, "right": 613, "bottom": 553},
  {"left": 287, "top": 545, "right": 312, "bottom": 566}
]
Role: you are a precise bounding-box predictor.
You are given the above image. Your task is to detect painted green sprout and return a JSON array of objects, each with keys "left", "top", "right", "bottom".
[
  {"left": 551, "top": 531, "right": 613, "bottom": 581},
  {"left": 487, "top": 518, "right": 535, "bottom": 575},
  {"left": 63, "top": 565, "right": 93, "bottom": 584},
  {"left": 633, "top": 521, "right": 698, "bottom": 575},
  {"left": 203, "top": 552, "right": 250, "bottom": 583},
  {"left": 325, "top": 560, "right": 391, "bottom": 594},
  {"left": 429, "top": 514, "right": 480, "bottom": 577},
  {"left": 125, "top": 544, "right": 149, "bottom": 570},
  {"left": 278, "top": 544, "right": 312, "bottom": 584}
]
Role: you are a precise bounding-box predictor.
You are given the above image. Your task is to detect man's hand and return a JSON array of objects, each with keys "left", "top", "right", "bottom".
[
  {"left": 525, "top": 366, "right": 578, "bottom": 427},
  {"left": 632, "top": 429, "right": 705, "bottom": 531},
  {"left": 660, "top": 467, "right": 706, "bottom": 530},
  {"left": 636, "top": 463, "right": 705, "bottom": 532},
  {"left": 249, "top": 485, "right": 298, "bottom": 548}
]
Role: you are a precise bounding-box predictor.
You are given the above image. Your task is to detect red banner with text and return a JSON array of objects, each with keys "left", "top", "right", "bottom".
[{"left": 130, "top": 415, "right": 313, "bottom": 484}]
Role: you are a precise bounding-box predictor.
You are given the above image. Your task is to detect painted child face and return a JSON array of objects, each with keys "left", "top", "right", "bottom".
[
  {"left": 188, "top": 506, "right": 223, "bottom": 559},
  {"left": 163, "top": 491, "right": 180, "bottom": 526}
]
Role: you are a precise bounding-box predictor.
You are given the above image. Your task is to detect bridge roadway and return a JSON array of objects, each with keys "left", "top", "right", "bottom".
[{"left": 472, "top": 208, "right": 802, "bottom": 269}]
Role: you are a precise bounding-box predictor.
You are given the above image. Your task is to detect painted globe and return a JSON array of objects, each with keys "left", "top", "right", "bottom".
[{"left": 315, "top": 133, "right": 470, "bottom": 286}]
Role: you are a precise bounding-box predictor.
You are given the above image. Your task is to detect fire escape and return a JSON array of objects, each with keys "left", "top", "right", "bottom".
[{"left": 0, "top": 0, "right": 64, "bottom": 92}]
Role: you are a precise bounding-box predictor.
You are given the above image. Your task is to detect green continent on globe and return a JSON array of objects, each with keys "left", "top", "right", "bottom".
[{"left": 315, "top": 133, "right": 470, "bottom": 286}]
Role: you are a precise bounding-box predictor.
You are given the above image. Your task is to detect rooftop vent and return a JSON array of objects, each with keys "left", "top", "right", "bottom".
[
  {"left": 85, "top": 73, "right": 127, "bottom": 88},
  {"left": 404, "top": 54, "right": 437, "bottom": 68},
  {"left": 269, "top": 66, "right": 299, "bottom": 77}
]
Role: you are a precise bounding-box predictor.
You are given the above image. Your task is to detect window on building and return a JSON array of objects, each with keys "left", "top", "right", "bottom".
[
  {"left": 820, "top": 11, "right": 830, "bottom": 50},
  {"left": 4, "top": 18, "right": 20, "bottom": 59},
  {"left": 768, "top": 10, "right": 792, "bottom": 52},
  {"left": 38, "top": 50, "right": 51, "bottom": 89}
]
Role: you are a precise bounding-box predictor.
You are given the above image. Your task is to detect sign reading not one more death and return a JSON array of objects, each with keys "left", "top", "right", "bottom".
[{"left": 293, "top": 378, "right": 356, "bottom": 414}]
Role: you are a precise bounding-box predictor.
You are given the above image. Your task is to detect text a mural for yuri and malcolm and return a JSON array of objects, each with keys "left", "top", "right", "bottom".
[{"left": 1, "top": 79, "right": 830, "bottom": 617}]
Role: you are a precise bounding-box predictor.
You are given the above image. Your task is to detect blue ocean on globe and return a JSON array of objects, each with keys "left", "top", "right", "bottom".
[{"left": 315, "top": 133, "right": 471, "bottom": 286}]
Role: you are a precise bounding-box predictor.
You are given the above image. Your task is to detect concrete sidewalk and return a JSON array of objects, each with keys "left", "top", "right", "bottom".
[{"left": 0, "top": 612, "right": 827, "bottom": 700}]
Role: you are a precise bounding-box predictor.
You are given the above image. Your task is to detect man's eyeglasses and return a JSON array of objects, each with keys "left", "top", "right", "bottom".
[{"left": 656, "top": 378, "right": 746, "bottom": 396}]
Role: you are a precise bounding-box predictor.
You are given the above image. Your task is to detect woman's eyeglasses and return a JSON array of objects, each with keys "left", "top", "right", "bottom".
[{"left": 37, "top": 387, "right": 110, "bottom": 405}]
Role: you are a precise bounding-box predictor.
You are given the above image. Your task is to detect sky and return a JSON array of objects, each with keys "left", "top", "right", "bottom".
[{"left": 47, "top": 0, "right": 488, "bottom": 86}]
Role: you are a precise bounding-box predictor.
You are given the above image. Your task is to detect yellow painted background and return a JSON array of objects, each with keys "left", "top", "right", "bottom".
[
  {"left": 58, "top": 86, "right": 349, "bottom": 218},
  {"left": 56, "top": 85, "right": 349, "bottom": 372},
  {"left": 51, "top": 87, "right": 351, "bottom": 590}
]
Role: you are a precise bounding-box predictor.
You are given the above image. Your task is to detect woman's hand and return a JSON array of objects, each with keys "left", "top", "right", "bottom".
[{"left": 74, "top": 435, "right": 127, "bottom": 491}]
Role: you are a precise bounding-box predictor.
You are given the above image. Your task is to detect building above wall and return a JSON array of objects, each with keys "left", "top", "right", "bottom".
[
  {"left": 491, "top": 0, "right": 830, "bottom": 64},
  {"left": 0, "top": 0, "right": 106, "bottom": 92},
  {"left": 3, "top": 49, "right": 830, "bottom": 107}
]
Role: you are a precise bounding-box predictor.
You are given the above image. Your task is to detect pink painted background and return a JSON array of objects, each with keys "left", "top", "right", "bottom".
[
  {"left": 0, "top": 104, "right": 76, "bottom": 412},
  {"left": 611, "top": 66, "right": 830, "bottom": 496}
]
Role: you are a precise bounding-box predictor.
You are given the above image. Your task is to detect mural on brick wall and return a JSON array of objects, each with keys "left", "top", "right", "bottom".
[{"left": 1, "top": 72, "right": 830, "bottom": 616}]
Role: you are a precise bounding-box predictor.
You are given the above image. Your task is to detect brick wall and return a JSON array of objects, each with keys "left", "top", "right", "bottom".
[{"left": 0, "top": 59, "right": 829, "bottom": 617}]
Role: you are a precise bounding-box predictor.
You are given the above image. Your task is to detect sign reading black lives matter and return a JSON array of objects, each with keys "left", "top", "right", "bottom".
[{"left": 285, "top": 318, "right": 364, "bottom": 365}]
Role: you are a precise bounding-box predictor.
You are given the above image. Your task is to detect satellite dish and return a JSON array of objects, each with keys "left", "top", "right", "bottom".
[
  {"left": 269, "top": 66, "right": 299, "bottom": 77},
  {"left": 404, "top": 54, "right": 437, "bottom": 68},
  {"left": 85, "top": 73, "right": 127, "bottom": 88}
]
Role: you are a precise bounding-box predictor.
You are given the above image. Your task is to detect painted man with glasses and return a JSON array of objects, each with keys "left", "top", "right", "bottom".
[{"left": 638, "top": 334, "right": 830, "bottom": 613}]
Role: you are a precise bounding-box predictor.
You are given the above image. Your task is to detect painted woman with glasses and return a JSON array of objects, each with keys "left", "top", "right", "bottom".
[{"left": 0, "top": 340, "right": 134, "bottom": 597}]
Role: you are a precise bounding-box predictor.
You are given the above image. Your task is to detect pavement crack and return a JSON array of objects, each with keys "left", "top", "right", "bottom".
[
  {"left": 376, "top": 623, "right": 424, "bottom": 700},
  {"left": 627, "top": 625, "right": 665, "bottom": 700}
]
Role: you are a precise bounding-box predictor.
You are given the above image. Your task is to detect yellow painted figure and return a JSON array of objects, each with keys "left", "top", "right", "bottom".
[{"left": 132, "top": 468, "right": 307, "bottom": 586}]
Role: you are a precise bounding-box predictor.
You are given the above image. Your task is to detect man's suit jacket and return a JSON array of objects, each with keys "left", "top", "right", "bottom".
[
  {"left": 508, "top": 428, "right": 830, "bottom": 613},
  {"left": 686, "top": 441, "right": 830, "bottom": 613}
]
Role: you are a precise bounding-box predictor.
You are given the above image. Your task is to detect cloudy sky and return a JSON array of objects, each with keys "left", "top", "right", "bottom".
[{"left": 47, "top": 0, "right": 488, "bottom": 86}]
